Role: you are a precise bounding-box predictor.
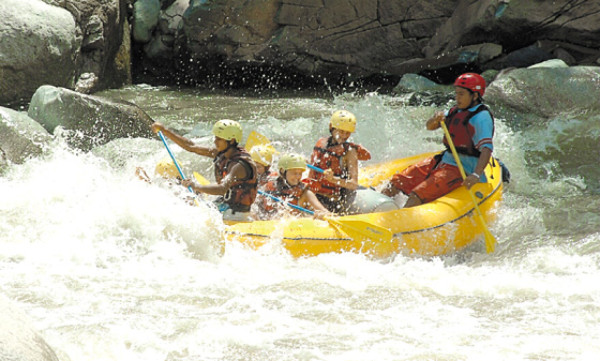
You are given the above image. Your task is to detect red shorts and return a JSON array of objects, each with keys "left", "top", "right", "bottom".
[{"left": 390, "top": 157, "right": 463, "bottom": 203}]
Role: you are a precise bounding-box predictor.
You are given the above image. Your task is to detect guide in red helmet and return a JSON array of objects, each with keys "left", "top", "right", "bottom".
[{"left": 382, "top": 73, "right": 495, "bottom": 207}]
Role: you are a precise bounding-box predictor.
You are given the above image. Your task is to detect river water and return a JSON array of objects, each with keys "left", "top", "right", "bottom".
[{"left": 1, "top": 85, "right": 599, "bottom": 360}]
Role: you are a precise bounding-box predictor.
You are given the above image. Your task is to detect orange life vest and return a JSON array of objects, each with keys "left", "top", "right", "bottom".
[
  {"left": 213, "top": 147, "right": 258, "bottom": 212},
  {"left": 257, "top": 169, "right": 277, "bottom": 189},
  {"left": 308, "top": 136, "right": 371, "bottom": 196},
  {"left": 443, "top": 104, "right": 495, "bottom": 157},
  {"left": 260, "top": 177, "right": 307, "bottom": 214}
]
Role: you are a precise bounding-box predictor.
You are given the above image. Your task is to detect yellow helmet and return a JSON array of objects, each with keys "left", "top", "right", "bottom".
[
  {"left": 278, "top": 153, "right": 306, "bottom": 172},
  {"left": 155, "top": 158, "right": 180, "bottom": 179},
  {"left": 330, "top": 110, "right": 357, "bottom": 133},
  {"left": 250, "top": 144, "right": 276, "bottom": 166},
  {"left": 212, "top": 119, "right": 242, "bottom": 143}
]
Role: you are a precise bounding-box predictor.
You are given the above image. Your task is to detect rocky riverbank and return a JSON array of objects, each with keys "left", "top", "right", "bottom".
[{"left": 2, "top": 0, "right": 599, "bottom": 107}]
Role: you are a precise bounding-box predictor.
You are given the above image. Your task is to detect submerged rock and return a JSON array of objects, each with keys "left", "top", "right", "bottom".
[{"left": 0, "top": 107, "right": 52, "bottom": 164}]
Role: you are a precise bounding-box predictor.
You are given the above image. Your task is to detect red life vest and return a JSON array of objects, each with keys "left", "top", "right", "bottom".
[
  {"left": 308, "top": 136, "right": 371, "bottom": 196},
  {"left": 442, "top": 104, "right": 494, "bottom": 157},
  {"left": 213, "top": 147, "right": 258, "bottom": 212},
  {"left": 257, "top": 169, "right": 276, "bottom": 189},
  {"left": 260, "top": 177, "right": 307, "bottom": 214}
]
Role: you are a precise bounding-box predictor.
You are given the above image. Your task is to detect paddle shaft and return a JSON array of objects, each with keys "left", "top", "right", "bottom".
[
  {"left": 439, "top": 121, "right": 496, "bottom": 253},
  {"left": 157, "top": 131, "right": 199, "bottom": 198},
  {"left": 258, "top": 190, "right": 314, "bottom": 215}
]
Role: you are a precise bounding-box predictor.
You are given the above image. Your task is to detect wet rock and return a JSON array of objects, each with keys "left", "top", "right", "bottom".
[
  {"left": 74, "top": 72, "right": 100, "bottom": 94},
  {"left": 0, "top": 107, "right": 52, "bottom": 164},
  {"left": 486, "top": 63, "right": 600, "bottom": 118},
  {"left": 0, "top": 149, "right": 7, "bottom": 175},
  {"left": 484, "top": 41, "right": 554, "bottom": 70},
  {"left": 27, "top": 85, "right": 154, "bottom": 152},
  {"left": 82, "top": 14, "right": 105, "bottom": 51},
  {"left": 133, "top": 0, "right": 161, "bottom": 43},
  {"left": 394, "top": 74, "right": 447, "bottom": 93}
]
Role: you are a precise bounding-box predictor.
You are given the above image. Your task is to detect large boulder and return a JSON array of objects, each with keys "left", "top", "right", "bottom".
[
  {"left": 28, "top": 85, "right": 154, "bottom": 151},
  {"left": 486, "top": 62, "right": 600, "bottom": 118},
  {"left": 0, "top": 294, "right": 60, "bottom": 361},
  {"left": 0, "top": 0, "right": 80, "bottom": 107},
  {"left": 0, "top": 0, "right": 131, "bottom": 108},
  {"left": 0, "top": 107, "right": 52, "bottom": 164},
  {"left": 176, "top": 0, "right": 458, "bottom": 83}
]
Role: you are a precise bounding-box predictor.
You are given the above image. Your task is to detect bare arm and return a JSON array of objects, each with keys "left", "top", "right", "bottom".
[
  {"left": 463, "top": 147, "right": 493, "bottom": 189},
  {"left": 426, "top": 111, "right": 445, "bottom": 130},
  {"left": 152, "top": 122, "right": 217, "bottom": 158},
  {"left": 183, "top": 161, "right": 248, "bottom": 196},
  {"left": 300, "top": 190, "right": 332, "bottom": 219}
]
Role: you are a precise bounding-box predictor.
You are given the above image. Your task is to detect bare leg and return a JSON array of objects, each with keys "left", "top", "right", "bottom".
[
  {"left": 381, "top": 182, "right": 401, "bottom": 197},
  {"left": 403, "top": 193, "right": 423, "bottom": 208}
]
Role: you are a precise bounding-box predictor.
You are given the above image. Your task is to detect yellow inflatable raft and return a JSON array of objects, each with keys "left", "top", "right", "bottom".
[{"left": 223, "top": 151, "right": 504, "bottom": 258}]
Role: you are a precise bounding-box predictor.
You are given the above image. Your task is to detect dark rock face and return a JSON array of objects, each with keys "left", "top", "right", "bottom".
[
  {"left": 2, "top": 0, "right": 599, "bottom": 105},
  {"left": 130, "top": 0, "right": 600, "bottom": 88}
]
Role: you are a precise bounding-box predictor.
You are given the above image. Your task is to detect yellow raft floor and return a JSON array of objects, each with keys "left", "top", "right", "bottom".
[{"left": 223, "top": 152, "right": 504, "bottom": 258}]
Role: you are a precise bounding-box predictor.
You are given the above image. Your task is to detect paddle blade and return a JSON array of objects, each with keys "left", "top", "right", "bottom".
[
  {"left": 327, "top": 218, "right": 392, "bottom": 243},
  {"left": 193, "top": 172, "right": 210, "bottom": 186},
  {"left": 245, "top": 131, "right": 271, "bottom": 151}
]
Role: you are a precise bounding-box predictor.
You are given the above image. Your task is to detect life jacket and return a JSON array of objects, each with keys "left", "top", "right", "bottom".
[
  {"left": 308, "top": 136, "right": 371, "bottom": 196},
  {"left": 261, "top": 176, "right": 307, "bottom": 214},
  {"left": 257, "top": 169, "right": 277, "bottom": 189},
  {"left": 443, "top": 104, "right": 495, "bottom": 157},
  {"left": 213, "top": 147, "right": 258, "bottom": 212}
]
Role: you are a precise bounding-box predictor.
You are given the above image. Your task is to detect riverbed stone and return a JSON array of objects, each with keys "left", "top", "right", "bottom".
[
  {"left": 0, "top": 107, "right": 52, "bottom": 164},
  {"left": 28, "top": 85, "right": 154, "bottom": 151}
]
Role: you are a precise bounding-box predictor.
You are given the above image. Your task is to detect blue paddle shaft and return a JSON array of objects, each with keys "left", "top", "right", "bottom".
[
  {"left": 157, "top": 131, "right": 195, "bottom": 194},
  {"left": 258, "top": 190, "right": 314, "bottom": 215},
  {"left": 306, "top": 164, "right": 323, "bottom": 173}
]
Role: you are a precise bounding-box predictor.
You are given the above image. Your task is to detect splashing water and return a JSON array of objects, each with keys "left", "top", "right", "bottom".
[{"left": 1, "top": 86, "right": 599, "bottom": 360}]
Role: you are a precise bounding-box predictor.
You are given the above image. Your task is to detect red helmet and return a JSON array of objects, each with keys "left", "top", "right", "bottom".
[{"left": 454, "top": 73, "right": 486, "bottom": 97}]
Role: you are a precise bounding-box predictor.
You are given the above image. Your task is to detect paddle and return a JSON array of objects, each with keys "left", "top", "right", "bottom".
[
  {"left": 439, "top": 121, "right": 496, "bottom": 253},
  {"left": 245, "top": 130, "right": 271, "bottom": 151},
  {"left": 257, "top": 190, "right": 392, "bottom": 243},
  {"left": 157, "top": 131, "right": 202, "bottom": 206}
]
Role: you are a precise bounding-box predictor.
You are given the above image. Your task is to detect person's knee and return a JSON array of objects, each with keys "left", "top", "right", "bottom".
[{"left": 403, "top": 193, "right": 423, "bottom": 208}]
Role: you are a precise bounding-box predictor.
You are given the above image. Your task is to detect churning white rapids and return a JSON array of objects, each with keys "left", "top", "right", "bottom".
[{"left": 1, "top": 86, "right": 599, "bottom": 361}]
